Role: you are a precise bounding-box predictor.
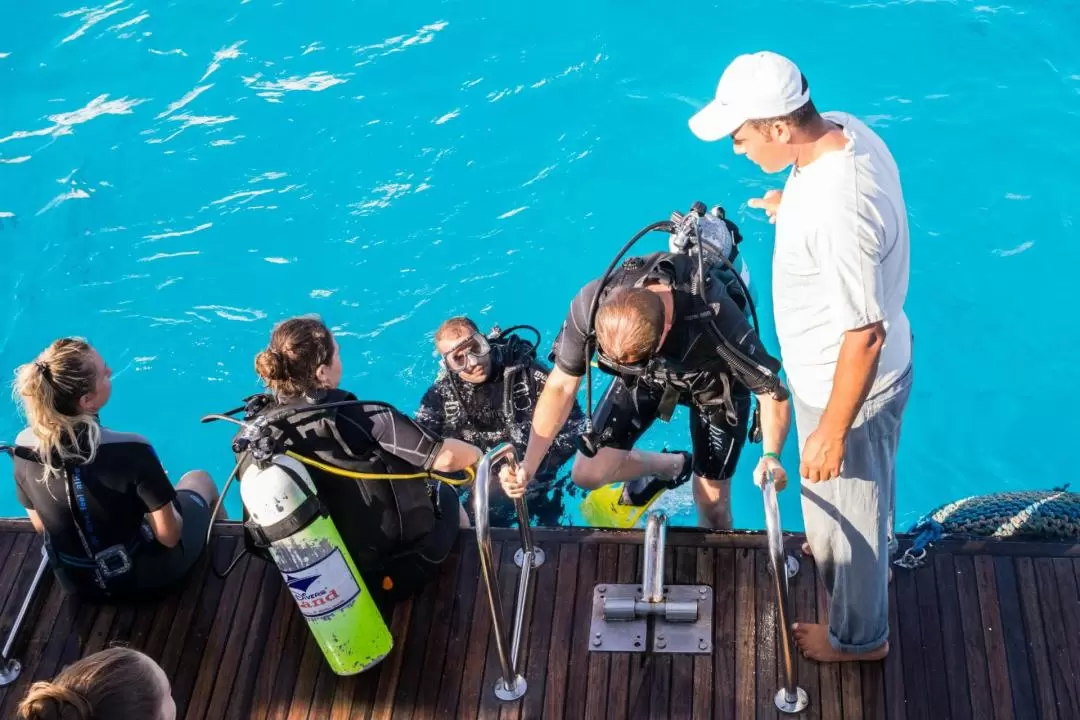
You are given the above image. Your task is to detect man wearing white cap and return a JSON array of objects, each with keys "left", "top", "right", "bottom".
[{"left": 689, "top": 51, "right": 913, "bottom": 663}]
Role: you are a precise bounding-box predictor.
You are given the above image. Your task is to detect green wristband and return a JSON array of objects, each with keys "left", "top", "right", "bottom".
[{"left": 763, "top": 452, "right": 781, "bottom": 461}]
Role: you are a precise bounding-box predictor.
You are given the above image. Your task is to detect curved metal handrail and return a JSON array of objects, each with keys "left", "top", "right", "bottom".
[
  {"left": 0, "top": 546, "right": 49, "bottom": 687},
  {"left": 762, "top": 470, "right": 809, "bottom": 714},
  {"left": 472, "top": 442, "right": 544, "bottom": 702}
]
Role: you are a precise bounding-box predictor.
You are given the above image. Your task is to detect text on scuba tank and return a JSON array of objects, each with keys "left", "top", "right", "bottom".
[{"left": 283, "top": 547, "right": 362, "bottom": 618}]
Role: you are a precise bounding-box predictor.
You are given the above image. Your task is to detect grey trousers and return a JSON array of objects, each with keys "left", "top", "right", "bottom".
[{"left": 793, "top": 364, "right": 913, "bottom": 653}]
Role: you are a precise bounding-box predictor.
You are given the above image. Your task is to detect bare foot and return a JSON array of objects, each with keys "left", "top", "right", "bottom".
[{"left": 792, "top": 623, "right": 888, "bottom": 663}]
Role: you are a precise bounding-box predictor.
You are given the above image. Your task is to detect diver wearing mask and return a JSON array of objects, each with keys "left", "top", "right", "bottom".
[
  {"left": 500, "top": 203, "right": 793, "bottom": 529},
  {"left": 415, "top": 316, "right": 586, "bottom": 527}
]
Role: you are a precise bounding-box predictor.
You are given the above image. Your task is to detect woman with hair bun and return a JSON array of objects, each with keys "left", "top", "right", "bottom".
[
  {"left": 17, "top": 647, "right": 175, "bottom": 720},
  {"left": 8, "top": 338, "right": 220, "bottom": 600},
  {"left": 237, "top": 315, "right": 481, "bottom": 599}
]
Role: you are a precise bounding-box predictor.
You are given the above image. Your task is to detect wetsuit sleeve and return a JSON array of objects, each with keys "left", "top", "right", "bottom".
[
  {"left": 338, "top": 403, "right": 445, "bottom": 472},
  {"left": 130, "top": 443, "right": 178, "bottom": 512},
  {"left": 13, "top": 460, "right": 34, "bottom": 510},
  {"left": 707, "top": 287, "right": 785, "bottom": 396},
  {"left": 413, "top": 382, "right": 449, "bottom": 437},
  {"left": 551, "top": 278, "right": 602, "bottom": 378}
]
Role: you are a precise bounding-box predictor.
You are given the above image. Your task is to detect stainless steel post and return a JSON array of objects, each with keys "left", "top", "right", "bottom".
[
  {"left": 0, "top": 546, "right": 50, "bottom": 687},
  {"left": 762, "top": 471, "right": 809, "bottom": 713},
  {"left": 473, "top": 443, "right": 533, "bottom": 701},
  {"left": 642, "top": 511, "right": 667, "bottom": 603}
]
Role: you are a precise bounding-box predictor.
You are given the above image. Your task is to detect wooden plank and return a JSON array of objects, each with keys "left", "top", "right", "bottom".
[
  {"left": 955, "top": 556, "right": 994, "bottom": 720},
  {"left": 755, "top": 549, "right": 779, "bottom": 720},
  {"left": 648, "top": 544, "right": 674, "bottom": 720},
  {"left": 974, "top": 556, "right": 1014, "bottom": 720},
  {"left": 789, "top": 551, "right": 820, "bottom": 720},
  {"left": 186, "top": 551, "right": 251, "bottom": 720},
  {"left": 82, "top": 604, "right": 118, "bottom": 656},
  {"left": 603, "top": 544, "right": 637, "bottom": 720},
  {"left": 435, "top": 540, "right": 482, "bottom": 720},
  {"left": 265, "top": 592, "right": 311, "bottom": 720},
  {"left": 584, "top": 544, "right": 618, "bottom": 720},
  {"left": 159, "top": 549, "right": 217, "bottom": 679},
  {"left": 51, "top": 600, "right": 100, "bottom": 678},
  {"left": 457, "top": 541, "right": 507, "bottom": 719},
  {"left": 0, "top": 532, "right": 25, "bottom": 621},
  {"left": 734, "top": 547, "right": 756, "bottom": 719},
  {"left": 285, "top": 633, "right": 326, "bottom": 720},
  {"left": 412, "top": 546, "right": 463, "bottom": 720},
  {"left": 1047, "top": 558, "right": 1080, "bottom": 717},
  {"left": 563, "top": 542, "right": 602, "bottom": 720},
  {"left": 206, "top": 559, "right": 269, "bottom": 719},
  {"left": 815, "top": 577, "right": 843, "bottom": 720},
  {"left": 542, "top": 543, "right": 578, "bottom": 720},
  {"left": 0, "top": 578, "right": 66, "bottom": 719},
  {"left": 860, "top": 662, "right": 886, "bottom": 720},
  {"left": 368, "top": 597, "right": 414, "bottom": 720},
  {"left": 28, "top": 591, "right": 81, "bottom": 684},
  {"left": 170, "top": 537, "right": 236, "bottom": 719},
  {"left": 992, "top": 557, "right": 1036, "bottom": 720},
  {"left": 239, "top": 577, "right": 296, "bottom": 720},
  {"left": 882, "top": 574, "right": 905, "bottom": 720},
  {"left": 932, "top": 554, "right": 973, "bottom": 720},
  {"left": 913, "top": 560, "right": 950, "bottom": 718},
  {"left": 1014, "top": 558, "right": 1058, "bottom": 720},
  {"left": 391, "top": 550, "right": 445, "bottom": 720},
  {"left": 691, "top": 548, "right": 714, "bottom": 720},
  {"left": 308, "top": 661, "right": 339, "bottom": 720}
]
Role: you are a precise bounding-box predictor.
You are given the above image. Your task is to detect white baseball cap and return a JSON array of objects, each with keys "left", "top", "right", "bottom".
[{"left": 688, "top": 51, "right": 810, "bottom": 141}]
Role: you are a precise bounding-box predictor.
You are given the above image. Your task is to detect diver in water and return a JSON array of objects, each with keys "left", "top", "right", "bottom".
[
  {"left": 414, "top": 316, "right": 586, "bottom": 527},
  {"left": 500, "top": 205, "right": 792, "bottom": 529}
]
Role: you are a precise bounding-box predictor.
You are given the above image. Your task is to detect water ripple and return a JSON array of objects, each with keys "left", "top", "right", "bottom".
[
  {"left": 142, "top": 222, "right": 212, "bottom": 242},
  {"left": 201, "top": 41, "right": 244, "bottom": 82},
  {"left": 0, "top": 95, "right": 146, "bottom": 145},
  {"left": 59, "top": 1, "right": 131, "bottom": 45}
]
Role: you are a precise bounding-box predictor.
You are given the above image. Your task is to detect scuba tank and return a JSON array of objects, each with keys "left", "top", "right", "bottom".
[{"left": 240, "top": 453, "right": 393, "bottom": 675}]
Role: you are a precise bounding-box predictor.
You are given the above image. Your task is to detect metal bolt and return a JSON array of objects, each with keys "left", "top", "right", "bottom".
[
  {"left": 592, "top": 636, "right": 603, "bottom": 647},
  {"left": 698, "top": 639, "right": 709, "bottom": 650},
  {"left": 598, "top": 585, "right": 607, "bottom": 593},
  {"left": 698, "top": 587, "right": 707, "bottom": 595},
  {"left": 656, "top": 634, "right": 665, "bottom": 641},
  {"left": 656, "top": 638, "right": 667, "bottom": 649},
  {"left": 595, "top": 632, "right": 602, "bottom": 639}
]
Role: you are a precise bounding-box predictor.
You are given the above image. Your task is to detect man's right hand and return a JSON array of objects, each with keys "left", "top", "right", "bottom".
[
  {"left": 747, "top": 190, "right": 783, "bottom": 224},
  {"left": 498, "top": 463, "right": 530, "bottom": 499}
]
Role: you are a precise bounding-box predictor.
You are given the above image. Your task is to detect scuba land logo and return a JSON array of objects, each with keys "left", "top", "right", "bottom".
[{"left": 285, "top": 548, "right": 361, "bottom": 618}]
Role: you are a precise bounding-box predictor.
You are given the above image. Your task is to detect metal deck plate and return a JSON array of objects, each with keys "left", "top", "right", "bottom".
[
  {"left": 588, "top": 584, "right": 647, "bottom": 653},
  {"left": 653, "top": 585, "right": 713, "bottom": 655}
]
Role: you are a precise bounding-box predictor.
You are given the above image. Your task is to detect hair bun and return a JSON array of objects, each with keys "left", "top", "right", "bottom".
[
  {"left": 254, "top": 347, "right": 286, "bottom": 381},
  {"left": 18, "top": 681, "right": 91, "bottom": 720}
]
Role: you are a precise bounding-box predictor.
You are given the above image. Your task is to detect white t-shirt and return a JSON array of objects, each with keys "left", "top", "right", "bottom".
[{"left": 771, "top": 111, "right": 912, "bottom": 409}]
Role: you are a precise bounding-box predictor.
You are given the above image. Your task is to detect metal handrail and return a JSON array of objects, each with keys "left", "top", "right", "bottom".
[
  {"left": 762, "top": 470, "right": 809, "bottom": 714},
  {"left": 473, "top": 442, "right": 544, "bottom": 702},
  {"left": 0, "top": 546, "right": 50, "bottom": 687}
]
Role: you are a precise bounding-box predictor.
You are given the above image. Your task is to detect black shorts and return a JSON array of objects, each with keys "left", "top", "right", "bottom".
[{"left": 591, "top": 377, "right": 752, "bottom": 480}]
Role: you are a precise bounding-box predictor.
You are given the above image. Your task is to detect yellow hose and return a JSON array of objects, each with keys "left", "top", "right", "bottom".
[{"left": 283, "top": 450, "right": 475, "bottom": 486}]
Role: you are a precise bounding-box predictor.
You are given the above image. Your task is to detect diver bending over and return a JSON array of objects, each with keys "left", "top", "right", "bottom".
[
  {"left": 234, "top": 316, "right": 481, "bottom": 600},
  {"left": 502, "top": 242, "right": 791, "bottom": 529},
  {"left": 415, "top": 316, "right": 586, "bottom": 527}
]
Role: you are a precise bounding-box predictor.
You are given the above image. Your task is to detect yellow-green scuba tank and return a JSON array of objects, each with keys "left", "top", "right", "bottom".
[{"left": 240, "top": 454, "right": 392, "bottom": 675}]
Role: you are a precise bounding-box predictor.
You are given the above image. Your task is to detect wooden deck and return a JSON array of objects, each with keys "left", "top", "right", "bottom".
[{"left": 0, "top": 519, "right": 1078, "bottom": 719}]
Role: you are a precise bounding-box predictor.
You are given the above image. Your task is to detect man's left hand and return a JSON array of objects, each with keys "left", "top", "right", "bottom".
[{"left": 799, "top": 427, "right": 846, "bottom": 482}]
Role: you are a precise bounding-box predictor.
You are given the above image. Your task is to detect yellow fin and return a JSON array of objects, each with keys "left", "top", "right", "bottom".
[{"left": 579, "top": 482, "right": 665, "bottom": 529}]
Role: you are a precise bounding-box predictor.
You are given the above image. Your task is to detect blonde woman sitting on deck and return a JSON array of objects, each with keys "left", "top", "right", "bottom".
[{"left": 8, "top": 338, "right": 219, "bottom": 602}]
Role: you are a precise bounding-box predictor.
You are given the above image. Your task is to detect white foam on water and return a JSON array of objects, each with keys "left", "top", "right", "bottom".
[
  {"left": 201, "top": 41, "right": 245, "bottom": 82},
  {"left": 156, "top": 84, "right": 213, "bottom": 119},
  {"left": 497, "top": 206, "right": 528, "bottom": 220},
  {"left": 433, "top": 109, "right": 459, "bottom": 125},
  {"left": 138, "top": 250, "right": 201, "bottom": 262},
  {"left": 142, "top": 222, "right": 212, "bottom": 241},
  {"left": 36, "top": 188, "right": 90, "bottom": 216},
  {"left": 60, "top": 1, "right": 130, "bottom": 45}
]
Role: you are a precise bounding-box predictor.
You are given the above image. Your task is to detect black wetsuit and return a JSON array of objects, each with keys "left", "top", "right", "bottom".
[
  {"left": 552, "top": 252, "right": 784, "bottom": 481},
  {"left": 237, "top": 390, "right": 462, "bottom": 600},
  {"left": 414, "top": 336, "right": 586, "bottom": 527},
  {"left": 12, "top": 427, "right": 211, "bottom": 601}
]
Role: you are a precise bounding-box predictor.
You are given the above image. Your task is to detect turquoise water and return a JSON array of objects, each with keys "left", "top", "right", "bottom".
[{"left": 2, "top": 1, "right": 1079, "bottom": 532}]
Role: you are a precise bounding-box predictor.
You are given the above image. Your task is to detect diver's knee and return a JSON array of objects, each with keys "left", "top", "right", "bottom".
[
  {"left": 178, "top": 470, "right": 217, "bottom": 503},
  {"left": 570, "top": 454, "right": 608, "bottom": 489}
]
